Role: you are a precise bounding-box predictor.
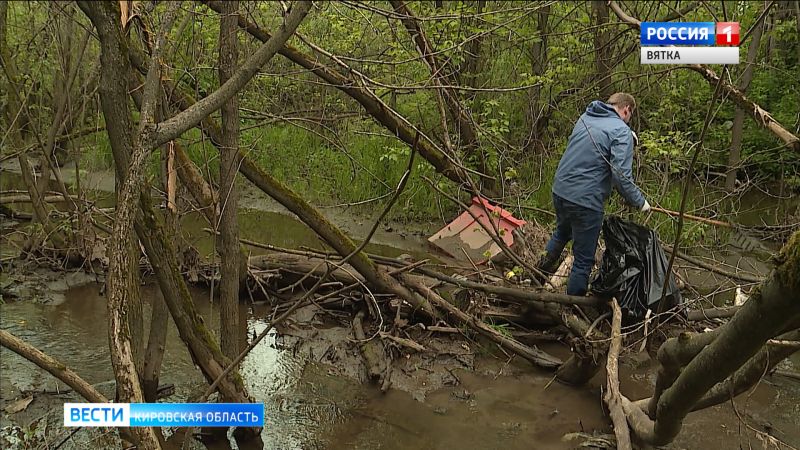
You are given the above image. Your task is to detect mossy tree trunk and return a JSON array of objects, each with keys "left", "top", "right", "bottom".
[
  {"left": 217, "top": 0, "right": 243, "bottom": 360},
  {"left": 623, "top": 231, "right": 800, "bottom": 446},
  {"left": 76, "top": 2, "right": 162, "bottom": 448}
]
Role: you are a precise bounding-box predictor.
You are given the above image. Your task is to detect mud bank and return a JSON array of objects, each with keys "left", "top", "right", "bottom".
[{"left": 2, "top": 270, "right": 799, "bottom": 449}]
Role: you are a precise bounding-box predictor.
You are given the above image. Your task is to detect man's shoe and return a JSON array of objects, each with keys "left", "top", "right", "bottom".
[
  {"left": 534, "top": 251, "right": 562, "bottom": 284},
  {"left": 536, "top": 251, "right": 561, "bottom": 274}
]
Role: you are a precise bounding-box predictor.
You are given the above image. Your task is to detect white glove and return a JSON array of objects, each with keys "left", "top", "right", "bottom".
[{"left": 641, "top": 199, "right": 651, "bottom": 213}]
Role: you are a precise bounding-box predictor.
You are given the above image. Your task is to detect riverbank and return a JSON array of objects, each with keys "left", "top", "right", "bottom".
[
  {"left": 2, "top": 162, "right": 799, "bottom": 449},
  {"left": 2, "top": 270, "right": 799, "bottom": 449}
]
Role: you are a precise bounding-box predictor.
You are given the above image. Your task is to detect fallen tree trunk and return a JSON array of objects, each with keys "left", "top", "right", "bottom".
[
  {"left": 403, "top": 275, "right": 562, "bottom": 369},
  {"left": 245, "top": 242, "right": 599, "bottom": 377},
  {"left": 411, "top": 263, "right": 603, "bottom": 307},
  {"left": 0, "top": 329, "right": 108, "bottom": 403},
  {"left": 248, "top": 248, "right": 599, "bottom": 308},
  {"left": 249, "top": 252, "right": 364, "bottom": 286},
  {"left": 0, "top": 194, "right": 79, "bottom": 204},
  {"left": 685, "top": 306, "right": 740, "bottom": 321},
  {"left": 352, "top": 309, "right": 388, "bottom": 384},
  {"left": 0, "top": 203, "right": 32, "bottom": 220}
]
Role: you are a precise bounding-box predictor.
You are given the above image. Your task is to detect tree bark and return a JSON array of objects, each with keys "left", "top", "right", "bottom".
[
  {"left": 691, "top": 328, "right": 800, "bottom": 411},
  {"left": 78, "top": 2, "right": 167, "bottom": 448},
  {"left": 127, "top": 69, "right": 221, "bottom": 224},
  {"left": 217, "top": 0, "right": 242, "bottom": 360},
  {"left": 593, "top": 1, "right": 613, "bottom": 100},
  {"left": 80, "top": 2, "right": 261, "bottom": 441},
  {"left": 249, "top": 252, "right": 364, "bottom": 286},
  {"left": 142, "top": 290, "right": 169, "bottom": 403},
  {"left": 726, "top": 7, "right": 765, "bottom": 191},
  {"left": 352, "top": 309, "right": 388, "bottom": 384},
  {"left": 98, "top": 4, "right": 306, "bottom": 433},
  {"left": 605, "top": 299, "right": 632, "bottom": 450},
  {"left": 456, "top": 0, "right": 485, "bottom": 93},
  {"left": 524, "top": 3, "right": 550, "bottom": 152}
]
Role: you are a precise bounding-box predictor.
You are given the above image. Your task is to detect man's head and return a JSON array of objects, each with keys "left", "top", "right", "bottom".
[{"left": 608, "top": 92, "right": 636, "bottom": 124}]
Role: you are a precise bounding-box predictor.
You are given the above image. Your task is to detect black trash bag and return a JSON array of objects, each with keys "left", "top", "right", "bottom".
[{"left": 591, "top": 216, "right": 683, "bottom": 322}]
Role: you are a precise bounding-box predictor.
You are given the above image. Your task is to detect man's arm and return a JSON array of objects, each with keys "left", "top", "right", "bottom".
[{"left": 609, "top": 128, "right": 646, "bottom": 208}]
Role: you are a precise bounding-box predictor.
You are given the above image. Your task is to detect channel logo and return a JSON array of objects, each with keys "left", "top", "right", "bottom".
[
  {"left": 716, "top": 22, "right": 740, "bottom": 46},
  {"left": 64, "top": 403, "right": 265, "bottom": 427},
  {"left": 641, "top": 22, "right": 715, "bottom": 46},
  {"left": 640, "top": 22, "right": 740, "bottom": 65}
]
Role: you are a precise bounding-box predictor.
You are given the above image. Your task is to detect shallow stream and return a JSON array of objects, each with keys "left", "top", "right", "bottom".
[{"left": 1, "top": 166, "right": 799, "bottom": 449}]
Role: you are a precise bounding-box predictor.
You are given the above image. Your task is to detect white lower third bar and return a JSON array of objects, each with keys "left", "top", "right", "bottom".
[{"left": 640, "top": 47, "right": 739, "bottom": 64}]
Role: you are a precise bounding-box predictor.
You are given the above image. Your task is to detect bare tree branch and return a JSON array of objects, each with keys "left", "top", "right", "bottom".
[
  {"left": 607, "top": 0, "right": 800, "bottom": 151},
  {"left": 150, "top": 1, "right": 312, "bottom": 148}
]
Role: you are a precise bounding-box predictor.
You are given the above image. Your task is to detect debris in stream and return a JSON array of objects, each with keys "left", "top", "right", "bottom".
[{"left": 428, "top": 196, "right": 527, "bottom": 263}]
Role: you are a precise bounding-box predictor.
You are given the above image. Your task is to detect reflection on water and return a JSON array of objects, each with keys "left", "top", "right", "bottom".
[
  {"left": 179, "top": 208, "right": 434, "bottom": 264},
  {"left": 0, "top": 281, "right": 374, "bottom": 449},
  {"left": 2, "top": 168, "right": 799, "bottom": 449},
  {"left": 3, "top": 280, "right": 799, "bottom": 450}
]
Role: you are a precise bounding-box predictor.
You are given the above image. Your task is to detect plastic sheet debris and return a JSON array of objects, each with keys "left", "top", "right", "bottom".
[{"left": 591, "top": 216, "right": 683, "bottom": 321}]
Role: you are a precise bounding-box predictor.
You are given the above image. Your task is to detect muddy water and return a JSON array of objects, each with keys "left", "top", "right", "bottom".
[
  {"left": 2, "top": 166, "right": 800, "bottom": 449},
  {"left": 3, "top": 278, "right": 799, "bottom": 449}
]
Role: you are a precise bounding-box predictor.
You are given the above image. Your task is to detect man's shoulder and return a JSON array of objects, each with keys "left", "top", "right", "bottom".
[
  {"left": 606, "top": 121, "right": 632, "bottom": 140},
  {"left": 580, "top": 113, "right": 628, "bottom": 132}
]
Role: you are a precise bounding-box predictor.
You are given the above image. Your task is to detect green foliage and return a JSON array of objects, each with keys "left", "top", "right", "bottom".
[
  {"left": 639, "top": 130, "right": 693, "bottom": 175},
  {"left": 4, "top": 0, "right": 796, "bottom": 228}
]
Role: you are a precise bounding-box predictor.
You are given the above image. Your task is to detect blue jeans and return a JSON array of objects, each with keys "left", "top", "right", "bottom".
[{"left": 544, "top": 194, "right": 604, "bottom": 296}]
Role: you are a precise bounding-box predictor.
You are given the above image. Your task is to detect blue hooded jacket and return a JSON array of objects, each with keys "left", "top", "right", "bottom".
[{"left": 552, "top": 101, "right": 645, "bottom": 212}]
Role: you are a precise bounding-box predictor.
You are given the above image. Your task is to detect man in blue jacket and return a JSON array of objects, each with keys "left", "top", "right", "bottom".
[{"left": 538, "top": 93, "right": 650, "bottom": 296}]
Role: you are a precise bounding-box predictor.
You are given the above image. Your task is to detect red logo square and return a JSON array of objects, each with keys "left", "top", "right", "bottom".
[{"left": 716, "top": 22, "right": 740, "bottom": 46}]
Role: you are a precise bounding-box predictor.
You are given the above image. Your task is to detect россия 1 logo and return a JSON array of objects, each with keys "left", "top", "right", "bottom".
[
  {"left": 716, "top": 22, "right": 740, "bottom": 46},
  {"left": 640, "top": 22, "right": 739, "bottom": 65}
]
